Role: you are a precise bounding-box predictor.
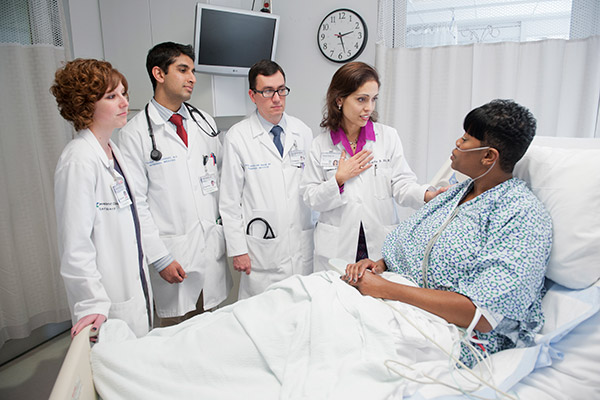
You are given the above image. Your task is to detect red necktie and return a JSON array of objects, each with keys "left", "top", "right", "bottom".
[{"left": 169, "top": 113, "right": 188, "bottom": 147}]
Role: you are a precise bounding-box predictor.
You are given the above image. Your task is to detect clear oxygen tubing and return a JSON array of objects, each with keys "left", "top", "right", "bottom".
[
  {"left": 453, "top": 145, "right": 497, "bottom": 183},
  {"left": 328, "top": 259, "right": 520, "bottom": 400}
]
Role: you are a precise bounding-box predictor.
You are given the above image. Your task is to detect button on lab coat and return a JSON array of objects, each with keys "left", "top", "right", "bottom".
[
  {"left": 55, "top": 129, "right": 152, "bottom": 337},
  {"left": 219, "top": 112, "right": 314, "bottom": 299},
  {"left": 300, "top": 123, "right": 429, "bottom": 272},
  {"left": 117, "top": 102, "right": 232, "bottom": 317}
]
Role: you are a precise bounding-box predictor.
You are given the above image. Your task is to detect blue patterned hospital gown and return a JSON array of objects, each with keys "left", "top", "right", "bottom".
[{"left": 382, "top": 178, "right": 552, "bottom": 367}]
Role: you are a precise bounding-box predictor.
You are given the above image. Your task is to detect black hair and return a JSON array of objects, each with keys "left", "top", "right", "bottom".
[
  {"left": 463, "top": 99, "right": 536, "bottom": 173},
  {"left": 248, "top": 59, "right": 285, "bottom": 90},
  {"left": 146, "top": 42, "right": 195, "bottom": 91}
]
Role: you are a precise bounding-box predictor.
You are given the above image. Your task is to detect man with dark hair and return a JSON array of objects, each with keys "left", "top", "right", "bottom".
[
  {"left": 118, "top": 42, "right": 232, "bottom": 326},
  {"left": 219, "top": 59, "right": 315, "bottom": 299}
]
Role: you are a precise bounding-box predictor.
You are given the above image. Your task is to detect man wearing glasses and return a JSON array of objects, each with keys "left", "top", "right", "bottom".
[{"left": 220, "top": 59, "right": 315, "bottom": 299}]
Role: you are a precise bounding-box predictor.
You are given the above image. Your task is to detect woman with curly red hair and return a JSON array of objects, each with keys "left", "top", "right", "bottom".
[{"left": 51, "top": 59, "right": 153, "bottom": 339}]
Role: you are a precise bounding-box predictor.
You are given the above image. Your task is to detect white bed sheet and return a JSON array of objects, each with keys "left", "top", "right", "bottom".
[{"left": 90, "top": 272, "right": 600, "bottom": 400}]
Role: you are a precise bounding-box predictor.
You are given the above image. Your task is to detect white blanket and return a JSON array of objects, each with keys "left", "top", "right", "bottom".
[
  {"left": 91, "top": 272, "right": 599, "bottom": 399},
  {"left": 91, "top": 272, "right": 464, "bottom": 399}
]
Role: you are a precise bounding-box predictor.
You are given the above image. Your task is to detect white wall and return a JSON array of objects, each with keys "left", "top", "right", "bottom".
[{"left": 66, "top": 0, "right": 377, "bottom": 135}]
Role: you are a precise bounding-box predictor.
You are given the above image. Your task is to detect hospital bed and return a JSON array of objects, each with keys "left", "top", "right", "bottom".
[{"left": 49, "top": 136, "right": 600, "bottom": 400}]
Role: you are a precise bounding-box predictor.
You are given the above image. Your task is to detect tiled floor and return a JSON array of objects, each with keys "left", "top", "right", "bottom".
[{"left": 0, "top": 331, "right": 70, "bottom": 400}]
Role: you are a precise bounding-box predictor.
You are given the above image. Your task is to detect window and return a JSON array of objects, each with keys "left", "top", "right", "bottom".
[
  {"left": 0, "top": 0, "right": 64, "bottom": 46},
  {"left": 379, "top": 0, "right": 599, "bottom": 48}
]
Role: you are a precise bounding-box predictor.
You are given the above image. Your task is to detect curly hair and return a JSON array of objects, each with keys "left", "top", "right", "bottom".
[
  {"left": 321, "top": 62, "right": 380, "bottom": 132},
  {"left": 50, "top": 59, "right": 128, "bottom": 131},
  {"left": 463, "top": 99, "right": 536, "bottom": 173}
]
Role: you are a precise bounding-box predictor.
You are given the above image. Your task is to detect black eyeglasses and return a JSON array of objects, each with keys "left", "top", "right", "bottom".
[{"left": 252, "top": 87, "right": 291, "bottom": 98}]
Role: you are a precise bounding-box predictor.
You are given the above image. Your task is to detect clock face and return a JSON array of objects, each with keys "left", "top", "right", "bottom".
[{"left": 317, "top": 9, "right": 368, "bottom": 63}]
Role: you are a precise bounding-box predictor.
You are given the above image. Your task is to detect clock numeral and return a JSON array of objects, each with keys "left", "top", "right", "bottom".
[
  {"left": 357, "top": 32, "right": 362, "bottom": 39},
  {"left": 330, "top": 15, "right": 336, "bottom": 23},
  {"left": 320, "top": 33, "right": 325, "bottom": 40},
  {"left": 354, "top": 42, "right": 359, "bottom": 49},
  {"left": 323, "top": 43, "right": 327, "bottom": 50},
  {"left": 330, "top": 50, "right": 335, "bottom": 57},
  {"left": 355, "top": 22, "right": 360, "bottom": 29},
  {"left": 347, "top": 50, "right": 352, "bottom": 57},
  {"left": 338, "top": 11, "right": 346, "bottom": 20},
  {"left": 338, "top": 53, "right": 343, "bottom": 60},
  {"left": 322, "top": 23, "right": 329, "bottom": 31}
]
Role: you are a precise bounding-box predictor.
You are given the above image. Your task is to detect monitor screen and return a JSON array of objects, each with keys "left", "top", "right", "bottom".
[{"left": 194, "top": 4, "right": 280, "bottom": 76}]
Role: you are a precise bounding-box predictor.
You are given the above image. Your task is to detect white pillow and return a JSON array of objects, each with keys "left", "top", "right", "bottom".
[{"left": 513, "top": 137, "right": 600, "bottom": 289}]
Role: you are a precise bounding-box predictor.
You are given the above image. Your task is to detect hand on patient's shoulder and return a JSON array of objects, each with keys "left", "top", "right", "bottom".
[
  {"left": 159, "top": 260, "right": 187, "bottom": 283},
  {"left": 424, "top": 185, "right": 450, "bottom": 203}
]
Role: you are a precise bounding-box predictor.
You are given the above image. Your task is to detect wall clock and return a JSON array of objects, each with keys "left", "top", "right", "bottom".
[{"left": 317, "top": 8, "right": 368, "bottom": 63}]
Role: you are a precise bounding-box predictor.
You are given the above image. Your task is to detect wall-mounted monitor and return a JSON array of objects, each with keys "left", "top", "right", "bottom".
[{"left": 193, "top": 3, "right": 280, "bottom": 76}]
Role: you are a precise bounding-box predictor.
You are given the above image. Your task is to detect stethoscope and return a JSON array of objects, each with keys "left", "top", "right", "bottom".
[
  {"left": 246, "top": 217, "right": 275, "bottom": 239},
  {"left": 145, "top": 102, "right": 220, "bottom": 161}
]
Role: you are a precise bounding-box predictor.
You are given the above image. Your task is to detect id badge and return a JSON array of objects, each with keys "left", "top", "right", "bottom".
[
  {"left": 200, "top": 173, "right": 219, "bottom": 194},
  {"left": 289, "top": 149, "right": 305, "bottom": 167},
  {"left": 320, "top": 150, "right": 341, "bottom": 170},
  {"left": 111, "top": 179, "right": 132, "bottom": 208}
]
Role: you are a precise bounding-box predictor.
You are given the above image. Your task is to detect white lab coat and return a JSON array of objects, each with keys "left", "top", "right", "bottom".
[
  {"left": 300, "top": 123, "right": 430, "bottom": 272},
  {"left": 55, "top": 129, "right": 152, "bottom": 338},
  {"left": 219, "top": 112, "right": 314, "bottom": 299},
  {"left": 117, "top": 102, "right": 232, "bottom": 317}
]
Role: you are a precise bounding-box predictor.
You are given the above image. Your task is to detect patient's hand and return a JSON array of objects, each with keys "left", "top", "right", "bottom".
[
  {"left": 345, "top": 269, "right": 390, "bottom": 298},
  {"left": 71, "top": 313, "right": 107, "bottom": 341},
  {"left": 233, "top": 254, "right": 252, "bottom": 275},
  {"left": 342, "top": 258, "right": 386, "bottom": 283}
]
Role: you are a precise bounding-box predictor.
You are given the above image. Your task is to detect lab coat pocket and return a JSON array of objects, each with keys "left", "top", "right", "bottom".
[
  {"left": 161, "top": 222, "right": 205, "bottom": 274},
  {"left": 201, "top": 221, "right": 226, "bottom": 261},
  {"left": 108, "top": 295, "right": 148, "bottom": 337},
  {"left": 298, "top": 228, "right": 315, "bottom": 275},
  {"left": 373, "top": 168, "right": 393, "bottom": 199},
  {"left": 314, "top": 222, "right": 339, "bottom": 260},
  {"left": 246, "top": 234, "right": 285, "bottom": 272}
]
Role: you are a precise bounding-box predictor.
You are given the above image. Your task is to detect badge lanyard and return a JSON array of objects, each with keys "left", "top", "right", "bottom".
[
  {"left": 289, "top": 141, "right": 305, "bottom": 168},
  {"left": 109, "top": 161, "right": 132, "bottom": 208},
  {"left": 201, "top": 152, "right": 218, "bottom": 195}
]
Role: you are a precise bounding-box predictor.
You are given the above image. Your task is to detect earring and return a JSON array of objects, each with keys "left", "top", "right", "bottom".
[{"left": 337, "top": 104, "right": 342, "bottom": 110}]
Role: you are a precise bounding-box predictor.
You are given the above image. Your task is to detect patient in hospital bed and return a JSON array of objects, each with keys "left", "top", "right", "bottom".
[
  {"left": 90, "top": 100, "right": 553, "bottom": 399},
  {"left": 342, "top": 98, "right": 551, "bottom": 368}
]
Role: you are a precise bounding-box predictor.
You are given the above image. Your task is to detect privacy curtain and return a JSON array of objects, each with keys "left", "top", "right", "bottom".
[
  {"left": 374, "top": 36, "right": 600, "bottom": 183},
  {"left": 0, "top": 1, "right": 72, "bottom": 347}
]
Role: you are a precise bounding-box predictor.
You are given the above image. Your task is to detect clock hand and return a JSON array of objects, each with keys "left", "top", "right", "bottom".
[
  {"left": 339, "top": 31, "right": 354, "bottom": 37},
  {"left": 336, "top": 32, "right": 347, "bottom": 53}
]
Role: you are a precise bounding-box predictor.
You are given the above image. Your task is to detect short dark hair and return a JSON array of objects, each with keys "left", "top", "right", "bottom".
[
  {"left": 321, "top": 62, "right": 380, "bottom": 132},
  {"left": 51, "top": 58, "right": 128, "bottom": 131},
  {"left": 146, "top": 42, "right": 195, "bottom": 91},
  {"left": 464, "top": 99, "right": 537, "bottom": 173},
  {"left": 248, "top": 59, "right": 285, "bottom": 90}
]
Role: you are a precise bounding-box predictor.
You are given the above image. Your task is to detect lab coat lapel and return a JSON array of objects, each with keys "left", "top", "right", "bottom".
[
  {"left": 250, "top": 114, "right": 282, "bottom": 159},
  {"left": 81, "top": 129, "right": 110, "bottom": 169},
  {"left": 147, "top": 102, "right": 188, "bottom": 151}
]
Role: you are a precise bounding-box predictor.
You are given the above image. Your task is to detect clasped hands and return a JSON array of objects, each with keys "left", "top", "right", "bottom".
[{"left": 340, "top": 258, "right": 388, "bottom": 297}]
